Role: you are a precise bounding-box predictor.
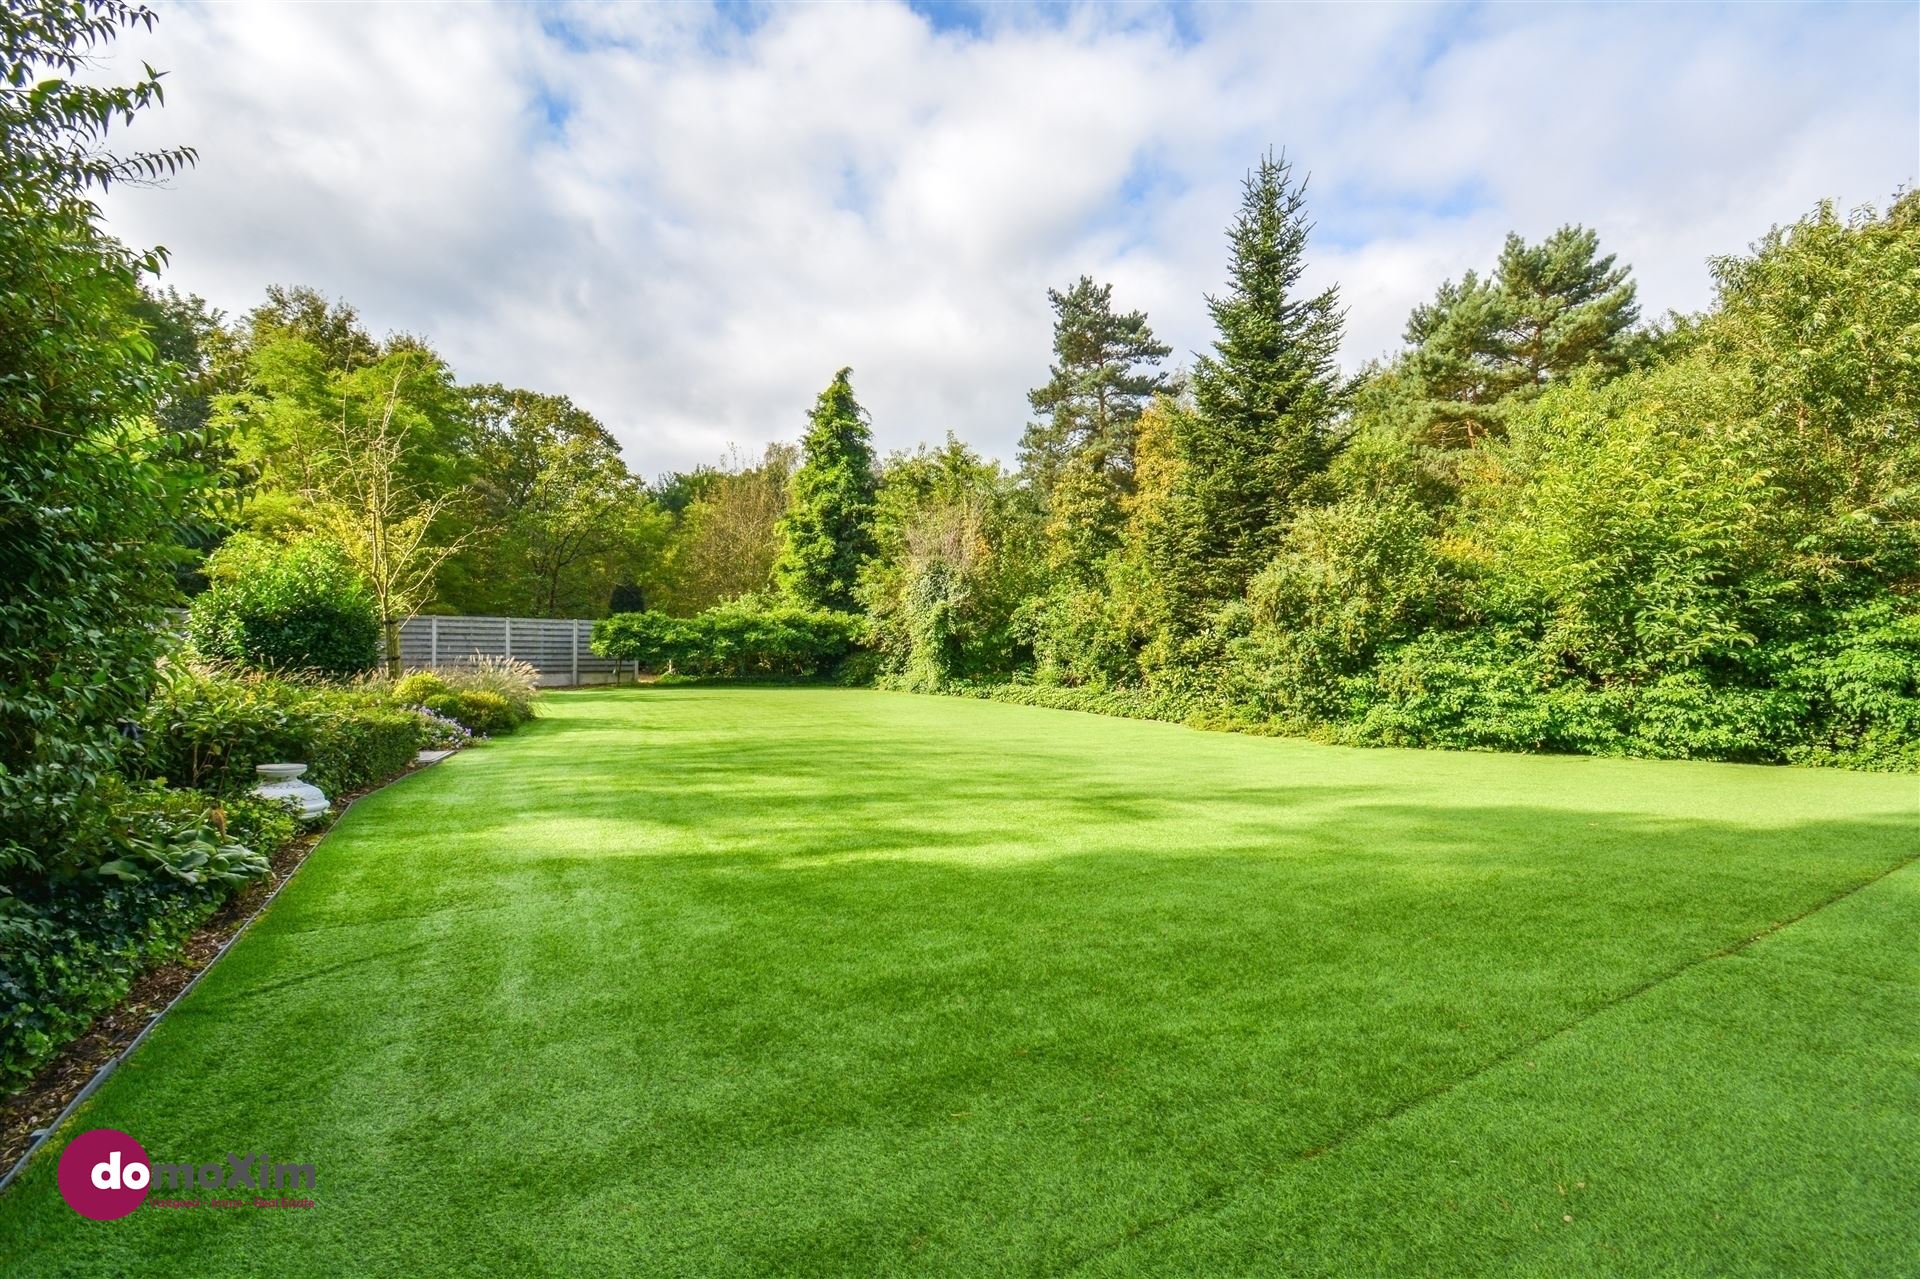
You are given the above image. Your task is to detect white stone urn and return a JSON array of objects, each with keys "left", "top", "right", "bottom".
[{"left": 254, "top": 763, "right": 329, "bottom": 823}]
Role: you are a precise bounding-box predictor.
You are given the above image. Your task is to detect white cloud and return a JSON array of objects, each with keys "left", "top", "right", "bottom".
[{"left": 95, "top": 0, "right": 1918, "bottom": 475}]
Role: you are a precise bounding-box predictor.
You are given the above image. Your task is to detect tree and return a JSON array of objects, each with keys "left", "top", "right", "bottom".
[
  {"left": 774, "top": 369, "right": 879, "bottom": 610},
  {"left": 299, "top": 357, "right": 471, "bottom": 675},
  {"left": 861, "top": 438, "right": 1038, "bottom": 688},
  {"left": 240, "top": 284, "right": 380, "bottom": 374},
  {"left": 187, "top": 535, "right": 380, "bottom": 676},
  {"left": 1160, "top": 150, "right": 1346, "bottom": 622},
  {"left": 1022, "top": 277, "right": 1171, "bottom": 489},
  {"left": 449, "top": 386, "right": 666, "bottom": 616},
  {"left": 0, "top": 0, "right": 215, "bottom": 879},
  {"left": 1405, "top": 226, "right": 1639, "bottom": 442},
  {"left": 1021, "top": 277, "right": 1171, "bottom": 577},
  {"left": 659, "top": 445, "right": 795, "bottom": 613}
]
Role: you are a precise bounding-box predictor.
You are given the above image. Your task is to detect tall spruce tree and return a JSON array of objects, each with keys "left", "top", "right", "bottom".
[
  {"left": 1162, "top": 151, "right": 1345, "bottom": 620},
  {"left": 774, "top": 368, "right": 879, "bottom": 610},
  {"left": 1406, "top": 225, "right": 1638, "bottom": 441}
]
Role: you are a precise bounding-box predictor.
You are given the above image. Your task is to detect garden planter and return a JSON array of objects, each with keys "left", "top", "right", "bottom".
[{"left": 253, "top": 763, "right": 329, "bottom": 823}]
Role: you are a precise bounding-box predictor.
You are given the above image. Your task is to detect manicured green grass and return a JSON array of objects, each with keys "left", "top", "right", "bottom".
[{"left": 3, "top": 687, "right": 1916, "bottom": 1276}]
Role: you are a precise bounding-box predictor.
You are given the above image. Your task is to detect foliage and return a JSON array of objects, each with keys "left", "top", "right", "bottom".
[
  {"left": 861, "top": 439, "right": 1040, "bottom": 690},
  {"left": 444, "top": 386, "right": 667, "bottom": 617},
  {"left": 592, "top": 599, "right": 862, "bottom": 680},
  {"left": 410, "top": 706, "right": 475, "bottom": 750},
  {"left": 0, "top": 775, "right": 287, "bottom": 1090},
  {"left": 1405, "top": 225, "right": 1640, "bottom": 442},
  {"left": 187, "top": 535, "right": 380, "bottom": 676},
  {"left": 0, "top": 1, "right": 222, "bottom": 884},
  {"left": 1020, "top": 277, "right": 1172, "bottom": 572},
  {"left": 774, "top": 369, "right": 880, "bottom": 610},
  {"left": 422, "top": 690, "right": 517, "bottom": 738},
  {"left": 433, "top": 655, "right": 541, "bottom": 722},
  {"left": 1158, "top": 150, "right": 1347, "bottom": 622},
  {"left": 654, "top": 444, "right": 795, "bottom": 613},
  {"left": 140, "top": 667, "right": 424, "bottom": 796},
  {"left": 0, "top": 875, "right": 222, "bottom": 1090},
  {"left": 912, "top": 187, "right": 1920, "bottom": 773}
]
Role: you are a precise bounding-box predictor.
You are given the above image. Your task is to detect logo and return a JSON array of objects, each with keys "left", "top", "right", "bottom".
[
  {"left": 57, "top": 1128, "right": 152, "bottom": 1221},
  {"left": 55, "top": 1129, "right": 318, "bottom": 1218}
]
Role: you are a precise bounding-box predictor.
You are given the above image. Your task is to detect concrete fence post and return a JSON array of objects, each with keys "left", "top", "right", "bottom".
[
  {"left": 571, "top": 622, "right": 581, "bottom": 687},
  {"left": 429, "top": 615, "right": 439, "bottom": 668},
  {"left": 503, "top": 616, "right": 512, "bottom": 661}
]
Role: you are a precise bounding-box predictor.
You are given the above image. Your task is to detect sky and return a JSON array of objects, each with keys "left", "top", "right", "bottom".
[{"left": 95, "top": 0, "right": 1919, "bottom": 477}]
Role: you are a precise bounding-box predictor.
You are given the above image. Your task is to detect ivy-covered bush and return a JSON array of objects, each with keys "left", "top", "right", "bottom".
[
  {"left": 187, "top": 536, "right": 380, "bottom": 678},
  {"left": 592, "top": 599, "right": 862, "bottom": 679}
]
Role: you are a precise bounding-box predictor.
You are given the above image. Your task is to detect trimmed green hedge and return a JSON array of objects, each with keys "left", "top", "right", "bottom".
[
  {"left": 140, "top": 670, "right": 424, "bottom": 796},
  {"left": 593, "top": 600, "right": 862, "bottom": 680}
]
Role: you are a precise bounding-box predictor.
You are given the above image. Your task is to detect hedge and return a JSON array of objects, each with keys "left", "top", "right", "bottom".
[{"left": 593, "top": 600, "right": 862, "bottom": 680}]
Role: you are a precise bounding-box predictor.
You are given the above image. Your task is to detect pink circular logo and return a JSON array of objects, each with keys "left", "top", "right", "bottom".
[{"left": 56, "top": 1128, "right": 151, "bottom": 1221}]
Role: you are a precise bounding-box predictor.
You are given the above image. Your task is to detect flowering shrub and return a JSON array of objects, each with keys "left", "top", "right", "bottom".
[{"left": 410, "top": 706, "right": 473, "bottom": 750}]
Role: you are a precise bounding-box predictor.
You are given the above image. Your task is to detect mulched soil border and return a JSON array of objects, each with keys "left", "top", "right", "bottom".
[{"left": 0, "top": 748, "right": 461, "bottom": 1191}]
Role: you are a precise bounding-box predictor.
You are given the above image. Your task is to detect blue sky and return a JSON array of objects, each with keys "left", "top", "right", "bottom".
[{"left": 99, "top": 0, "right": 1918, "bottom": 474}]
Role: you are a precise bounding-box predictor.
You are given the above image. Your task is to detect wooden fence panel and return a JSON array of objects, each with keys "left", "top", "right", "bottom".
[{"left": 398, "top": 615, "right": 624, "bottom": 687}]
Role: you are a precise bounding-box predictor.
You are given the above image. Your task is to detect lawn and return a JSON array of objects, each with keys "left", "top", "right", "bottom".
[{"left": 2, "top": 687, "right": 1916, "bottom": 1276}]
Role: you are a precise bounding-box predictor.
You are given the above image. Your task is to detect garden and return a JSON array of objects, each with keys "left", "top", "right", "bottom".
[{"left": 2, "top": 3, "right": 1916, "bottom": 1275}]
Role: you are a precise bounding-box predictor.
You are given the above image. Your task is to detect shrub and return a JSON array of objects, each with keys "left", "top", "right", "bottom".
[
  {"left": 140, "top": 667, "right": 301, "bottom": 795},
  {"left": 593, "top": 600, "right": 862, "bottom": 680},
  {"left": 187, "top": 536, "right": 380, "bottom": 678},
  {"left": 299, "top": 698, "right": 422, "bottom": 793},
  {"left": 141, "top": 667, "right": 425, "bottom": 797},
  {"left": 392, "top": 671, "right": 450, "bottom": 705},
  {"left": 89, "top": 777, "right": 269, "bottom": 889},
  {"left": 0, "top": 778, "right": 292, "bottom": 1090},
  {"left": 0, "top": 876, "right": 222, "bottom": 1090},
  {"left": 0, "top": 0, "right": 221, "bottom": 889},
  {"left": 436, "top": 656, "right": 539, "bottom": 722},
  {"left": 423, "top": 690, "right": 517, "bottom": 738},
  {"left": 410, "top": 707, "right": 473, "bottom": 750}
]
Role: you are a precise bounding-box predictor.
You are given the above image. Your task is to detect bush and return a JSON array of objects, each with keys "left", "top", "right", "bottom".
[
  {"left": 0, "top": 778, "right": 292, "bottom": 1090},
  {"left": 141, "top": 667, "right": 425, "bottom": 796},
  {"left": 411, "top": 707, "right": 473, "bottom": 750},
  {"left": 187, "top": 536, "right": 380, "bottom": 678},
  {"left": 0, "top": 0, "right": 222, "bottom": 889},
  {"left": 593, "top": 600, "right": 862, "bottom": 680},
  {"left": 299, "top": 698, "right": 422, "bottom": 793},
  {"left": 436, "top": 656, "right": 539, "bottom": 722},
  {"left": 422, "top": 690, "right": 517, "bottom": 738},
  {"left": 140, "top": 667, "right": 301, "bottom": 795},
  {"left": 0, "top": 876, "right": 223, "bottom": 1090},
  {"left": 392, "top": 671, "right": 451, "bottom": 705}
]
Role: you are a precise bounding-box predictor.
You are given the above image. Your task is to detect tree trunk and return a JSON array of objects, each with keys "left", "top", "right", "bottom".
[{"left": 385, "top": 617, "right": 403, "bottom": 679}]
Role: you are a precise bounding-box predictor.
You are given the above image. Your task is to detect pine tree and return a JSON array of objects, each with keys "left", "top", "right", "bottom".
[
  {"left": 1021, "top": 277, "right": 1172, "bottom": 578},
  {"left": 774, "top": 368, "right": 879, "bottom": 610},
  {"left": 1162, "top": 151, "right": 1345, "bottom": 621},
  {"left": 1021, "top": 277, "right": 1172, "bottom": 496},
  {"left": 1406, "top": 225, "right": 1639, "bottom": 442}
]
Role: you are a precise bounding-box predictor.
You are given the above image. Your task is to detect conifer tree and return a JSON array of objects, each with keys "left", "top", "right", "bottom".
[
  {"left": 1021, "top": 277, "right": 1171, "bottom": 578},
  {"left": 774, "top": 368, "right": 879, "bottom": 610},
  {"left": 1021, "top": 277, "right": 1172, "bottom": 496},
  {"left": 1406, "top": 225, "right": 1639, "bottom": 441},
  {"left": 1161, "top": 151, "right": 1345, "bottom": 621}
]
